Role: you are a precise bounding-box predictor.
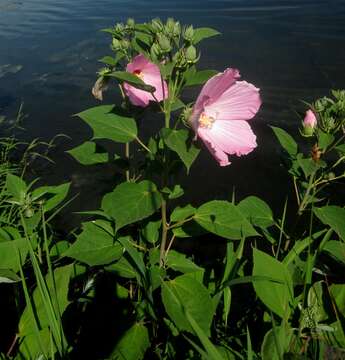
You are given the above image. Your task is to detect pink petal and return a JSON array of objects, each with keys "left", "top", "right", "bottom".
[
  {"left": 126, "top": 54, "right": 150, "bottom": 73},
  {"left": 123, "top": 82, "right": 151, "bottom": 107},
  {"left": 197, "top": 120, "right": 257, "bottom": 166},
  {"left": 303, "top": 109, "right": 317, "bottom": 127},
  {"left": 205, "top": 81, "right": 261, "bottom": 121},
  {"left": 195, "top": 68, "right": 240, "bottom": 110},
  {"left": 143, "top": 72, "right": 168, "bottom": 102}
]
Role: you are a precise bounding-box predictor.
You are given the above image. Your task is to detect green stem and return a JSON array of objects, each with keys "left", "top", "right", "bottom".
[
  {"left": 298, "top": 172, "right": 316, "bottom": 215},
  {"left": 135, "top": 136, "right": 152, "bottom": 153},
  {"left": 159, "top": 199, "right": 168, "bottom": 267},
  {"left": 125, "top": 142, "right": 130, "bottom": 181}
]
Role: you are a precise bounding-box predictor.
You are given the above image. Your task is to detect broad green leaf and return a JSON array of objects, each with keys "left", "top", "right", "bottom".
[
  {"left": 261, "top": 325, "right": 293, "bottom": 360},
  {"left": 63, "top": 222, "right": 122, "bottom": 266},
  {"left": 18, "top": 328, "right": 55, "bottom": 360},
  {"left": 109, "top": 71, "right": 155, "bottom": 92},
  {"left": 67, "top": 141, "right": 109, "bottom": 165},
  {"left": 106, "top": 256, "right": 136, "bottom": 279},
  {"left": 314, "top": 206, "right": 345, "bottom": 240},
  {"left": 238, "top": 196, "right": 274, "bottom": 228},
  {"left": 50, "top": 241, "right": 69, "bottom": 257},
  {"left": 184, "top": 69, "right": 218, "bottom": 86},
  {"left": 195, "top": 200, "right": 258, "bottom": 239},
  {"left": 32, "top": 183, "right": 70, "bottom": 213},
  {"left": 193, "top": 27, "right": 220, "bottom": 44},
  {"left": 185, "top": 311, "right": 224, "bottom": 360},
  {"left": 102, "top": 180, "right": 162, "bottom": 231},
  {"left": 0, "top": 238, "right": 28, "bottom": 272},
  {"left": 271, "top": 126, "right": 298, "bottom": 157},
  {"left": 170, "top": 204, "right": 196, "bottom": 223},
  {"left": 323, "top": 241, "right": 345, "bottom": 265},
  {"left": 19, "top": 264, "right": 73, "bottom": 336},
  {"left": 141, "top": 220, "right": 161, "bottom": 244},
  {"left": 6, "top": 173, "right": 27, "bottom": 203},
  {"left": 253, "top": 248, "right": 293, "bottom": 319},
  {"left": 161, "top": 273, "right": 213, "bottom": 336},
  {"left": 99, "top": 55, "right": 117, "bottom": 66},
  {"left": 166, "top": 250, "right": 204, "bottom": 279},
  {"left": 76, "top": 105, "right": 137, "bottom": 143},
  {"left": 0, "top": 269, "right": 20, "bottom": 283},
  {"left": 296, "top": 154, "right": 323, "bottom": 178},
  {"left": 318, "top": 130, "right": 334, "bottom": 151},
  {"left": 330, "top": 284, "right": 345, "bottom": 315},
  {"left": 110, "top": 322, "right": 150, "bottom": 360},
  {"left": 161, "top": 128, "right": 200, "bottom": 173}
]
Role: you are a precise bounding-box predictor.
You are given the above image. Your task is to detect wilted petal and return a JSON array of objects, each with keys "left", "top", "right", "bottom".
[
  {"left": 197, "top": 120, "right": 257, "bottom": 166},
  {"left": 92, "top": 77, "right": 108, "bottom": 101},
  {"left": 205, "top": 81, "right": 261, "bottom": 121}
]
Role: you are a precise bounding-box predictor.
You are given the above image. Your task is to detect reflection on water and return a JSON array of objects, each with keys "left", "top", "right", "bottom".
[{"left": 0, "top": 0, "right": 345, "bottom": 222}]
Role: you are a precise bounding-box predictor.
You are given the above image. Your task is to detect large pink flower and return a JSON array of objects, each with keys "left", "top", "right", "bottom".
[
  {"left": 190, "top": 68, "right": 261, "bottom": 166},
  {"left": 123, "top": 54, "right": 168, "bottom": 107}
]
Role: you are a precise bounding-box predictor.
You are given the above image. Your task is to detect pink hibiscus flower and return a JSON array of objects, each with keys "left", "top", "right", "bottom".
[
  {"left": 123, "top": 54, "right": 168, "bottom": 107},
  {"left": 190, "top": 68, "right": 262, "bottom": 166}
]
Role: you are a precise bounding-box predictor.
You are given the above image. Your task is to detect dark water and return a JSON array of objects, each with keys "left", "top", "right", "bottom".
[{"left": 1, "top": 0, "right": 345, "bottom": 223}]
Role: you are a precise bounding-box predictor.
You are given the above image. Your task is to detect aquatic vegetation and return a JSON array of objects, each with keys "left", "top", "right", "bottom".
[{"left": 1, "top": 17, "right": 345, "bottom": 360}]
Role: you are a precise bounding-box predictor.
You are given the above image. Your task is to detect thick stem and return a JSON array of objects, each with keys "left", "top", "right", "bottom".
[{"left": 159, "top": 199, "right": 168, "bottom": 267}]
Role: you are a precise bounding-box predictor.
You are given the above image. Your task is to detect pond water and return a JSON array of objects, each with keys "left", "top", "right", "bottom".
[{"left": 1, "top": 0, "right": 345, "bottom": 225}]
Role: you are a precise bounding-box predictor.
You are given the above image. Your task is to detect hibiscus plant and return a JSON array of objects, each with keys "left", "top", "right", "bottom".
[{"left": 2, "top": 17, "right": 345, "bottom": 360}]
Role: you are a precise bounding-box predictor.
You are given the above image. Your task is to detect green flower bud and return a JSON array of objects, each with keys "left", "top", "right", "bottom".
[
  {"left": 158, "top": 34, "right": 171, "bottom": 52},
  {"left": 185, "top": 45, "right": 197, "bottom": 62},
  {"left": 115, "top": 23, "right": 124, "bottom": 33},
  {"left": 173, "top": 22, "right": 181, "bottom": 37},
  {"left": 121, "top": 39, "right": 130, "bottom": 50},
  {"left": 112, "top": 38, "right": 121, "bottom": 50},
  {"left": 150, "top": 43, "right": 161, "bottom": 61},
  {"left": 151, "top": 18, "right": 163, "bottom": 32},
  {"left": 166, "top": 18, "right": 175, "bottom": 33},
  {"left": 183, "top": 25, "right": 194, "bottom": 41},
  {"left": 327, "top": 172, "right": 335, "bottom": 180},
  {"left": 126, "top": 18, "right": 135, "bottom": 28}
]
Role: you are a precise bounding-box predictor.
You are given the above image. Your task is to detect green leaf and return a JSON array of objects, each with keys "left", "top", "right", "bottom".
[
  {"left": 193, "top": 27, "right": 220, "bottom": 44},
  {"left": 33, "top": 183, "right": 70, "bottom": 213},
  {"left": 0, "top": 269, "right": 21, "bottom": 283},
  {"left": 106, "top": 256, "right": 136, "bottom": 279},
  {"left": 19, "top": 264, "right": 73, "bottom": 336},
  {"left": 0, "top": 238, "right": 28, "bottom": 272},
  {"left": 76, "top": 105, "right": 137, "bottom": 143},
  {"left": 170, "top": 204, "right": 196, "bottom": 223},
  {"left": 102, "top": 180, "right": 162, "bottom": 231},
  {"left": 314, "top": 206, "right": 345, "bottom": 241},
  {"left": 253, "top": 249, "right": 293, "bottom": 319},
  {"left": 109, "top": 71, "right": 155, "bottom": 92},
  {"left": 141, "top": 220, "right": 161, "bottom": 244},
  {"left": 166, "top": 250, "right": 204, "bottom": 279},
  {"left": 261, "top": 325, "right": 293, "bottom": 360},
  {"left": 271, "top": 126, "right": 298, "bottom": 157},
  {"left": 50, "top": 241, "right": 69, "bottom": 258},
  {"left": 184, "top": 69, "right": 218, "bottom": 86},
  {"left": 99, "top": 55, "right": 117, "bottom": 66},
  {"left": 296, "top": 154, "right": 323, "bottom": 178},
  {"left": 238, "top": 196, "right": 274, "bottom": 228},
  {"left": 67, "top": 141, "right": 109, "bottom": 165},
  {"left": 161, "top": 273, "right": 214, "bottom": 336},
  {"left": 195, "top": 200, "right": 258, "bottom": 240},
  {"left": 63, "top": 222, "right": 122, "bottom": 266},
  {"left": 6, "top": 173, "right": 27, "bottom": 203},
  {"left": 162, "top": 184, "right": 184, "bottom": 200},
  {"left": 161, "top": 128, "right": 200, "bottom": 173},
  {"left": 318, "top": 130, "right": 334, "bottom": 151},
  {"left": 323, "top": 241, "right": 345, "bottom": 265},
  {"left": 110, "top": 322, "right": 150, "bottom": 360}
]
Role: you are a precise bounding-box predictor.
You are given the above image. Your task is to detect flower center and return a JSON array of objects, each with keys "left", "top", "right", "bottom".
[
  {"left": 198, "top": 112, "right": 215, "bottom": 129},
  {"left": 133, "top": 69, "right": 144, "bottom": 80}
]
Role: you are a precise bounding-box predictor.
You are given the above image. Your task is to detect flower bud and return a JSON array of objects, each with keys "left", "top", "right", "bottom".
[
  {"left": 302, "top": 109, "right": 317, "bottom": 136},
  {"left": 183, "top": 25, "right": 194, "bottom": 42},
  {"left": 121, "top": 39, "right": 130, "bottom": 50},
  {"left": 150, "top": 43, "right": 161, "bottom": 61},
  {"left": 185, "top": 45, "right": 197, "bottom": 62},
  {"left": 166, "top": 18, "right": 175, "bottom": 33},
  {"left": 158, "top": 34, "right": 171, "bottom": 52},
  {"left": 112, "top": 38, "right": 121, "bottom": 50},
  {"left": 173, "top": 22, "right": 181, "bottom": 37},
  {"left": 151, "top": 18, "right": 163, "bottom": 32},
  {"left": 126, "top": 18, "right": 135, "bottom": 29}
]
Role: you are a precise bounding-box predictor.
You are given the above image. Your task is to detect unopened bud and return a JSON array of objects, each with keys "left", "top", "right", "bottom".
[
  {"left": 302, "top": 109, "right": 317, "bottom": 137},
  {"left": 126, "top": 18, "right": 135, "bottom": 28},
  {"left": 150, "top": 43, "right": 161, "bottom": 61},
  {"left": 121, "top": 39, "right": 130, "bottom": 50},
  {"left": 151, "top": 18, "right": 163, "bottom": 32},
  {"left": 173, "top": 22, "right": 181, "bottom": 37},
  {"left": 166, "top": 18, "right": 175, "bottom": 33},
  {"left": 158, "top": 34, "right": 171, "bottom": 52},
  {"left": 112, "top": 38, "right": 121, "bottom": 50},
  {"left": 185, "top": 45, "right": 197, "bottom": 62},
  {"left": 183, "top": 25, "right": 194, "bottom": 41}
]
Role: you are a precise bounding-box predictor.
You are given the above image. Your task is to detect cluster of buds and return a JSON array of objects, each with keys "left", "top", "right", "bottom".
[{"left": 110, "top": 18, "right": 136, "bottom": 53}]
